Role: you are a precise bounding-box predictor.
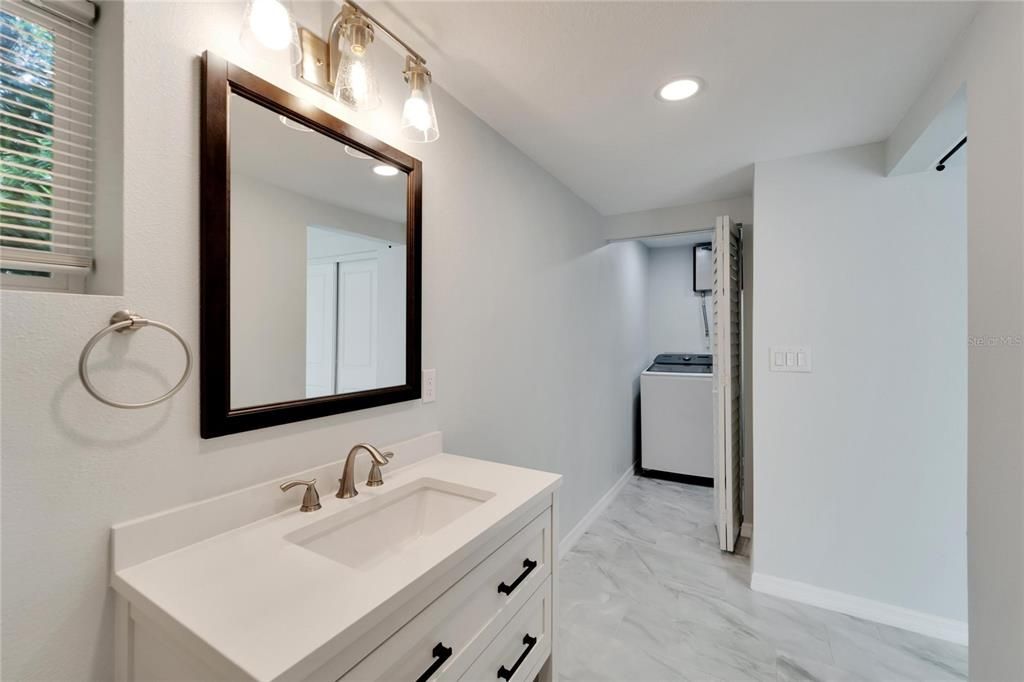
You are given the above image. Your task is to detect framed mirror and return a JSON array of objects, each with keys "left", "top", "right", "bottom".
[{"left": 199, "top": 54, "right": 421, "bottom": 438}]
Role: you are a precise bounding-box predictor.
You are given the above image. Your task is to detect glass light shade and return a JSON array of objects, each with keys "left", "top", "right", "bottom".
[
  {"left": 333, "top": 16, "right": 382, "bottom": 112},
  {"left": 401, "top": 65, "right": 439, "bottom": 143},
  {"left": 239, "top": 0, "right": 301, "bottom": 66}
]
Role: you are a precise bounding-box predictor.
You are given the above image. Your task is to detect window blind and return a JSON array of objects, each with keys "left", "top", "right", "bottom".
[{"left": 1, "top": 0, "right": 97, "bottom": 276}]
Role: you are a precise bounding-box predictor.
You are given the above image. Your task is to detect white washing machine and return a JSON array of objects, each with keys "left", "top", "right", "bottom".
[{"left": 640, "top": 353, "right": 714, "bottom": 483}]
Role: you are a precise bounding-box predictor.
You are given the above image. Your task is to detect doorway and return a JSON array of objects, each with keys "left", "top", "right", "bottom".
[
  {"left": 629, "top": 216, "right": 750, "bottom": 555},
  {"left": 304, "top": 225, "right": 407, "bottom": 398}
]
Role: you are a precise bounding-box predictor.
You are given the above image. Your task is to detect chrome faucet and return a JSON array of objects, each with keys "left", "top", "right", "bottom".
[
  {"left": 337, "top": 443, "right": 394, "bottom": 499},
  {"left": 280, "top": 479, "right": 321, "bottom": 512}
]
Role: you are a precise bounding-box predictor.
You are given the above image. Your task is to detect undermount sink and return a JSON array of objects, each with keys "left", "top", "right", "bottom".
[{"left": 285, "top": 478, "right": 495, "bottom": 570}]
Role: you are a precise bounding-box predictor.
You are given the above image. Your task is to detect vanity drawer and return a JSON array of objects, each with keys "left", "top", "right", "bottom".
[
  {"left": 337, "top": 508, "right": 552, "bottom": 681},
  {"left": 460, "top": 576, "right": 552, "bottom": 682}
]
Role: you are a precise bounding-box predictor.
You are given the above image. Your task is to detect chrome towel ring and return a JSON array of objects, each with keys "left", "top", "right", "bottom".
[{"left": 78, "top": 309, "right": 193, "bottom": 409}]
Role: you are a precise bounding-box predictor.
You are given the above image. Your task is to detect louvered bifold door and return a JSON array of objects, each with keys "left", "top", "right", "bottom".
[
  {"left": 712, "top": 215, "right": 743, "bottom": 552},
  {"left": 1, "top": 0, "right": 96, "bottom": 274}
]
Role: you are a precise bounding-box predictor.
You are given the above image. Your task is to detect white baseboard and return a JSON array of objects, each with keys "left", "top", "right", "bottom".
[
  {"left": 740, "top": 522, "right": 753, "bottom": 538},
  {"left": 750, "top": 572, "right": 968, "bottom": 645},
  {"left": 559, "top": 465, "right": 634, "bottom": 559}
]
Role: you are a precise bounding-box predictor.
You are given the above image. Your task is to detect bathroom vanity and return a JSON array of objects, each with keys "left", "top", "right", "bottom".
[
  {"left": 142, "top": 59, "right": 563, "bottom": 680},
  {"left": 110, "top": 433, "right": 561, "bottom": 681}
]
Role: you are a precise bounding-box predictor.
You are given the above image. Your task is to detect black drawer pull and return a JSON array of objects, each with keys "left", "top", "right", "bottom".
[
  {"left": 497, "top": 559, "right": 537, "bottom": 596},
  {"left": 415, "top": 642, "right": 453, "bottom": 682},
  {"left": 496, "top": 634, "right": 537, "bottom": 680}
]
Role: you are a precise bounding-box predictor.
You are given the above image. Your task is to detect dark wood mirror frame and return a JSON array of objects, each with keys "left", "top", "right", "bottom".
[{"left": 199, "top": 52, "right": 422, "bottom": 438}]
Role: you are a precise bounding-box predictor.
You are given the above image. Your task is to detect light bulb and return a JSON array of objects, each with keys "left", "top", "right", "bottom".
[
  {"left": 403, "top": 90, "right": 432, "bottom": 132},
  {"left": 333, "top": 14, "right": 381, "bottom": 111},
  {"left": 249, "top": 0, "right": 289, "bottom": 48},
  {"left": 373, "top": 164, "right": 399, "bottom": 177},
  {"left": 349, "top": 62, "right": 370, "bottom": 104},
  {"left": 240, "top": 0, "right": 300, "bottom": 65},
  {"left": 401, "top": 60, "right": 439, "bottom": 143}
]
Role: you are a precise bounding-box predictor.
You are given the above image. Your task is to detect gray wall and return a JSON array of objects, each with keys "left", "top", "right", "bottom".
[
  {"left": 647, "top": 245, "right": 712, "bottom": 356},
  {"left": 606, "top": 195, "right": 753, "bottom": 242},
  {"left": 0, "top": 2, "right": 647, "bottom": 678},
  {"left": 888, "top": 5, "right": 1024, "bottom": 672},
  {"left": 752, "top": 142, "right": 967, "bottom": 623},
  {"left": 887, "top": 3, "right": 1023, "bottom": 675}
]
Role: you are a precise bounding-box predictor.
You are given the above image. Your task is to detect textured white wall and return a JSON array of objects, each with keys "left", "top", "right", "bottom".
[
  {"left": 752, "top": 142, "right": 967, "bottom": 622},
  {"left": 647, "top": 245, "right": 712, "bottom": 357},
  {"left": 0, "top": 2, "right": 646, "bottom": 679}
]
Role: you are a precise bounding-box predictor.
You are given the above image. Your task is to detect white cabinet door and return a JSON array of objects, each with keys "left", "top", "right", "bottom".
[
  {"left": 336, "top": 257, "right": 379, "bottom": 392},
  {"left": 713, "top": 215, "right": 743, "bottom": 552}
]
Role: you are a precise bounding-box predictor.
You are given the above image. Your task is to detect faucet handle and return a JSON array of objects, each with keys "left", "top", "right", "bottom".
[
  {"left": 366, "top": 452, "right": 394, "bottom": 487},
  {"left": 280, "top": 479, "right": 322, "bottom": 512}
]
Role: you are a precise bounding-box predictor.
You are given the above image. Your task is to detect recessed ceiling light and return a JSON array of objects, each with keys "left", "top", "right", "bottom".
[
  {"left": 344, "top": 145, "right": 373, "bottom": 160},
  {"left": 372, "top": 164, "right": 399, "bottom": 177},
  {"left": 656, "top": 77, "right": 702, "bottom": 102}
]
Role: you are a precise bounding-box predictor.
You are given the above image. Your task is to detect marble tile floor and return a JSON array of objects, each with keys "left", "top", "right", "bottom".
[{"left": 558, "top": 476, "right": 967, "bottom": 681}]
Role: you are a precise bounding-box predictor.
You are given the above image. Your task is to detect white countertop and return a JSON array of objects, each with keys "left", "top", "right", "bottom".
[{"left": 111, "top": 453, "right": 561, "bottom": 681}]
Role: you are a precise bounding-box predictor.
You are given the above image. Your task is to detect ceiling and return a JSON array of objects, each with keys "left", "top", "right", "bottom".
[
  {"left": 640, "top": 229, "right": 713, "bottom": 250},
  {"left": 230, "top": 94, "right": 407, "bottom": 223},
  {"left": 376, "top": 1, "right": 977, "bottom": 215}
]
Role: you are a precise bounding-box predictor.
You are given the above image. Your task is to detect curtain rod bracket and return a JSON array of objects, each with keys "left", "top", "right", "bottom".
[{"left": 936, "top": 136, "right": 967, "bottom": 172}]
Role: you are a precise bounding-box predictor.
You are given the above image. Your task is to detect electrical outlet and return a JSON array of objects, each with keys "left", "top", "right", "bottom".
[{"left": 422, "top": 369, "right": 436, "bottom": 402}]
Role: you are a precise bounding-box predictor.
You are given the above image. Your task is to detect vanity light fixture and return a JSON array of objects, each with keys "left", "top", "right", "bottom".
[
  {"left": 294, "top": 0, "right": 440, "bottom": 142},
  {"left": 656, "top": 77, "right": 703, "bottom": 102},
  {"left": 372, "top": 164, "right": 399, "bottom": 177},
  {"left": 239, "top": 0, "right": 301, "bottom": 65}
]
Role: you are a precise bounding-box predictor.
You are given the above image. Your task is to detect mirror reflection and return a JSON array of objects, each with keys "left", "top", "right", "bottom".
[{"left": 229, "top": 94, "right": 407, "bottom": 409}]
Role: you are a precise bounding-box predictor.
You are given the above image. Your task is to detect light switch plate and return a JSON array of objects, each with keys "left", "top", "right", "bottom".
[
  {"left": 769, "top": 346, "right": 812, "bottom": 372},
  {"left": 422, "top": 369, "right": 436, "bottom": 402}
]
